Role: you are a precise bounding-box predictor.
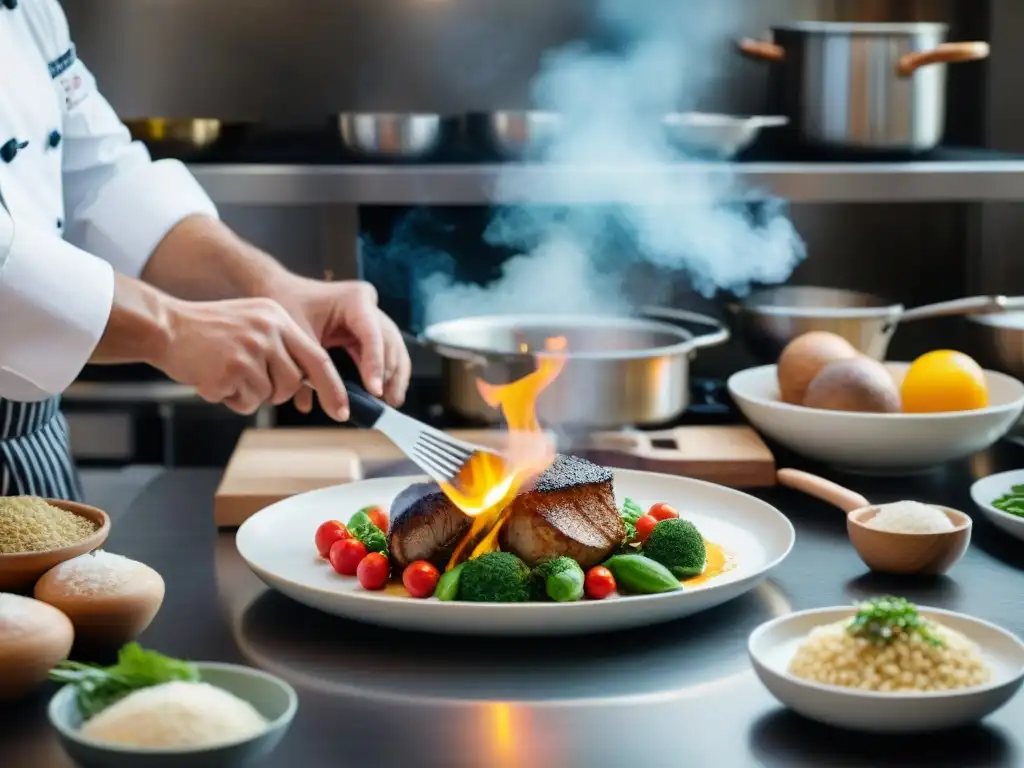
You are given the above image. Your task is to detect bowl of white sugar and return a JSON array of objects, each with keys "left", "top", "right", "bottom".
[{"left": 48, "top": 661, "right": 297, "bottom": 767}]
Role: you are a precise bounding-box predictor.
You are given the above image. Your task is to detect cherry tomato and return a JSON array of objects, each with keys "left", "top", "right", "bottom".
[
  {"left": 365, "top": 506, "right": 389, "bottom": 532},
  {"left": 328, "top": 538, "right": 367, "bottom": 576},
  {"left": 403, "top": 560, "right": 440, "bottom": 599},
  {"left": 585, "top": 566, "right": 616, "bottom": 600},
  {"left": 315, "top": 520, "right": 350, "bottom": 558},
  {"left": 635, "top": 514, "right": 658, "bottom": 544},
  {"left": 357, "top": 552, "right": 390, "bottom": 590},
  {"left": 648, "top": 503, "right": 679, "bottom": 521}
]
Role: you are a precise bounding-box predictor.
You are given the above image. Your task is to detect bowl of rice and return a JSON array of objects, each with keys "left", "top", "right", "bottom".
[
  {"left": 0, "top": 497, "right": 110, "bottom": 591},
  {"left": 49, "top": 660, "right": 297, "bottom": 767},
  {"left": 748, "top": 597, "right": 1024, "bottom": 733}
]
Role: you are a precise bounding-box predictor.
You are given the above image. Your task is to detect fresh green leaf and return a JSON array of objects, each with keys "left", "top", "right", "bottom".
[
  {"left": 49, "top": 643, "right": 201, "bottom": 720},
  {"left": 621, "top": 498, "right": 645, "bottom": 524},
  {"left": 348, "top": 509, "right": 389, "bottom": 555}
]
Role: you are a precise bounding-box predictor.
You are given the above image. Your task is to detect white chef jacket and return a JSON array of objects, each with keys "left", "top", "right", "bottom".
[{"left": 0, "top": 0, "right": 219, "bottom": 402}]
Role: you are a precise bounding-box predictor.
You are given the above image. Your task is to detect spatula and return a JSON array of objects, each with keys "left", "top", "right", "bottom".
[{"left": 342, "top": 380, "right": 504, "bottom": 488}]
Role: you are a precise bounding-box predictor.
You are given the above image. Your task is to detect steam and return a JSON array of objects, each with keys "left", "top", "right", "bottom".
[{"left": 392, "top": 2, "right": 807, "bottom": 326}]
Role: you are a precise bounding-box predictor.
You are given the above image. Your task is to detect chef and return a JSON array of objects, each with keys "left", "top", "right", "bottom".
[{"left": 0, "top": 0, "right": 410, "bottom": 499}]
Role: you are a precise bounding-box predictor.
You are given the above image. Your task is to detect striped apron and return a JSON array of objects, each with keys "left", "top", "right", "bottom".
[{"left": 0, "top": 396, "right": 83, "bottom": 501}]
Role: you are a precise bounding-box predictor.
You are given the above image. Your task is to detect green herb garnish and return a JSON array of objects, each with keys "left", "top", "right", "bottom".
[
  {"left": 846, "top": 596, "right": 943, "bottom": 647},
  {"left": 49, "top": 643, "right": 201, "bottom": 720},
  {"left": 348, "top": 508, "right": 388, "bottom": 556},
  {"left": 619, "top": 498, "right": 645, "bottom": 547},
  {"left": 991, "top": 484, "right": 1024, "bottom": 517}
]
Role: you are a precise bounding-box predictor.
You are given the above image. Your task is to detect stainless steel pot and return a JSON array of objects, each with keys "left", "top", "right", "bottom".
[
  {"left": 737, "top": 22, "right": 990, "bottom": 152},
  {"left": 336, "top": 113, "right": 450, "bottom": 159},
  {"left": 418, "top": 309, "right": 729, "bottom": 429},
  {"left": 732, "top": 286, "right": 1022, "bottom": 362}
]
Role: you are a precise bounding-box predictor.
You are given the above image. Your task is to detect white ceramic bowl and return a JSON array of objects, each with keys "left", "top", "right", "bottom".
[
  {"left": 970, "top": 468, "right": 1024, "bottom": 542},
  {"left": 728, "top": 363, "right": 1024, "bottom": 474},
  {"left": 49, "top": 662, "right": 298, "bottom": 768},
  {"left": 749, "top": 606, "right": 1024, "bottom": 733}
]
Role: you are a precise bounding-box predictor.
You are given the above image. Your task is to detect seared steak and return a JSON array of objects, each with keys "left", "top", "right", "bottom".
[
  {"left": 498, "top": 454, "right": 624, "bottom": 569},
  {"left": 388, "top": 455, "right": 624, "bottom": 570},
  {"left": 387, "top": 482, "right": 472, "bottom": 568}
]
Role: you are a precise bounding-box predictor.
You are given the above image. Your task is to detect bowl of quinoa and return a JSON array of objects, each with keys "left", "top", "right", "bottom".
[
  {"left": 748, "top": 597, "right": 1024, "bottom": 732},
  {"left": 0, "top": 497, "right": 109, "bottom": 591}
]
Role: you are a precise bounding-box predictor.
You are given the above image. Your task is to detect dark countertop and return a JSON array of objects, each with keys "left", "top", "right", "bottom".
[{"left": 5, "top": 447, "right": 1024, "bottom": 768}]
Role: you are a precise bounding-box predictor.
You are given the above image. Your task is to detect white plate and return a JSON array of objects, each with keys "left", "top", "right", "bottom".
[
  {"left": 728, "top": 363, "right": 1024, "bottom": 474},
  {"left": 749, "top": 606, "right": 1024, "bottom": 733},
  {"left": 970, "top": 469, "right": 1024, "bottom": 542},
  {"left": 235, "top": 469, "right": 795, "bottom": 636}
]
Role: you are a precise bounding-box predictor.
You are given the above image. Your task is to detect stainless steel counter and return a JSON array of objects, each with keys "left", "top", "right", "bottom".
[
  {"left": 189, "top": 162, "right": 1024, "bottom": 205},
  {"left": 5, "top": 445, "right": 1024, "bottom": 767}
]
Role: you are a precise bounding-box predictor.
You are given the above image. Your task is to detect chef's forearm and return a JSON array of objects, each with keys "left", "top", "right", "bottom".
[
  {"left": 89, "top": 272, "right": 174, "bottom": 366},
  {"left": 140, "top": 215, "right": 296, "bottom": 302}
]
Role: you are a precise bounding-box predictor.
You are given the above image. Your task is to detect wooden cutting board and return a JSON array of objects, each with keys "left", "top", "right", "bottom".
[
  {"left": 214, "top": 429, "right": 363, "bottom": 527},
  {"left": 214, "top": 425, "right": 775, "bottom": 527}
]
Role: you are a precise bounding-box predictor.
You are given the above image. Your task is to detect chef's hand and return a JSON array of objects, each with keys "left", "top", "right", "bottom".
[
  {"left": 273, "top": 278, "right": 411, "bottom": 413},
  {"left": 153, "top": 297, "right": 350, "bottom": 419}
]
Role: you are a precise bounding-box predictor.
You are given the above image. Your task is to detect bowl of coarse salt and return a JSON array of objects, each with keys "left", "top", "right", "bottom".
[
  {"left": 34, "top": 550, "right": 165, "bottom": 651},
  {"left": 49, "top": 661, "right": 298, "bottom": 768},
  {"left": 777, "top": 469, "right": 971, "bottom": 575}
]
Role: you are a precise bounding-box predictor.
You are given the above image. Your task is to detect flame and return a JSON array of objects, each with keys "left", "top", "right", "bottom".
[{"left": 441, "top": 336, "right": 567, "bottom": 569}]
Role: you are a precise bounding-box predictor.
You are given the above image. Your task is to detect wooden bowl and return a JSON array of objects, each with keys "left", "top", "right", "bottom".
[
  {"left": 777, "top": 469, "right": 972, "bottom": 576},
  {"left": 848, "top": 505, "right": 972, "bottom": 575},
  {"left": 0, "top": 500, "right": 110, "bottom": 592}
]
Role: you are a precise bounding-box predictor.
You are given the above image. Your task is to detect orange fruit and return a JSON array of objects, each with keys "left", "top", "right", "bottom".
[{"left": 900, "top": 350, "right": 989, "bottom": 413}]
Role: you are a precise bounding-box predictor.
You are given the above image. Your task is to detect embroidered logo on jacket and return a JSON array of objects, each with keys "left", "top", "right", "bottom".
[{"left": 47, "top": 45, "right": 76, "bottom": 78}]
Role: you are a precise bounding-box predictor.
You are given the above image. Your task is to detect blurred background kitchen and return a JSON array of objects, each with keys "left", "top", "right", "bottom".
[{"left": 58, "top": 0, "right": 1024, "bottom": 473}]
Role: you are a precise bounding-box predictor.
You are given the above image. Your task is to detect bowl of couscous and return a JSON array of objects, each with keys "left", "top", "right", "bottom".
[
  {"left": 748, "top": 597, "right": 1024, "bottom": 733},
  {"left": 0, "top": 497, "right": 109, "bottom": 591}
]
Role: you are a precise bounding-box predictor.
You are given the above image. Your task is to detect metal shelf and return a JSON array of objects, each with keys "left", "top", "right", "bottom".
[{"left": 188, "top": 161, "right": 1024, "bottom": 205}]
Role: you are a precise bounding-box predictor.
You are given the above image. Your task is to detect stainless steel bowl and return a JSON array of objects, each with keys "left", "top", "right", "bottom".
[
  {"left": 481, "top": 111, "right": 562, "bottom": 158},
  {"left": 123, "top": 118, "right": 229, "bottom": 150},
  {"left": 337, "top": 113, "right": 446, "bottom": 159},
  {"left": 419, "top": 308, "right": 729, "bottom": 429},
  {"left": 663, "top": 113, "right": 788, "bottom": 157},
  {"left": 733, "top": 286, "right": 1018, "bottom": 362}
]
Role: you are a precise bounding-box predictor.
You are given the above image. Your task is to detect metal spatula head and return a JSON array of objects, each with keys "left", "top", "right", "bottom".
[{"left": 343, "top": 381, "right": 506, "bottom": 489}]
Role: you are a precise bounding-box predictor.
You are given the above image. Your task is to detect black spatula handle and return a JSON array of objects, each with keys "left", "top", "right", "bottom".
[{"left": 344, "top": 380, "right": 385, "bottom": 427}]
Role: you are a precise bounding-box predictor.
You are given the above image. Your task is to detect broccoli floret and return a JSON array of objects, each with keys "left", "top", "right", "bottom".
[
  {"left": 458, "top": 552, "right": 531, "bottom": 603},
  {"left": 530, "top": 556, "right": 585, "bottom": 601},
  {"left": 643, "top": 518, "right": 706, "bottom": 579}
]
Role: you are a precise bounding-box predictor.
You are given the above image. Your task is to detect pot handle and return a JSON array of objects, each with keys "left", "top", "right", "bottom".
[
  {"left": 640, "top": 306, "right": 731, "bottom": 351},
  {"left": 897, "top": 42, "right": 990, "bottom": 77},
  {"left": 897, "top": 294, "right": 1009, "bottom": 323},
  {"left": 736, "top": 38, "right": 786, "bottom": 63}
]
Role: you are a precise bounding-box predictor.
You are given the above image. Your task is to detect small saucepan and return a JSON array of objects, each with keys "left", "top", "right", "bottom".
[{"left": 731, "top": 286, "right": 1024, "bottom": 363}]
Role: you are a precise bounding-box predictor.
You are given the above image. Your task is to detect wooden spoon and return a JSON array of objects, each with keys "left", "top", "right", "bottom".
[{"left": 776, "top": 469, "right": 971, "bottom": 575}]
